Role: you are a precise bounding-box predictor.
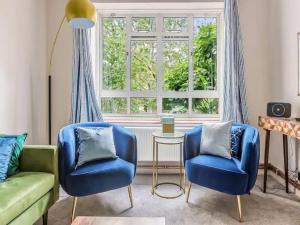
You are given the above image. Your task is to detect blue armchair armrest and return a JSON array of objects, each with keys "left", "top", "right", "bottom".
[
  {"left": 113, "top": 125, "right": 137, "bottom": 168},
  {"left": 58, "top": 127, "right": 76, "bottom": 182},
  {"left": 184, "top": 126, "right": 202, "bottom": 163},
  {"left": 240, "top": 126, "right": 260, "bottom": 192}
]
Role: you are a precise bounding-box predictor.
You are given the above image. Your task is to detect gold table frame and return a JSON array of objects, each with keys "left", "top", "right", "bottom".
[{"left": 151, "top": 131, "right": 185, "bottom": 199}]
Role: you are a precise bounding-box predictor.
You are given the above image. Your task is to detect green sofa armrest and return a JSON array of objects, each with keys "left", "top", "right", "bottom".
[{"left": 20, "top": 145, "right": 59, "bottom": 202}]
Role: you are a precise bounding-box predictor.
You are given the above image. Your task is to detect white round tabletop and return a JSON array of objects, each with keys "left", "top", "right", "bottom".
[{"left": 152, "top": 131, "right": 185, "bottom": 139}]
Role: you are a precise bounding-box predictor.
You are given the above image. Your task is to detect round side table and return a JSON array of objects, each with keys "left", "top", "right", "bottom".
[{"left": 151, "top": 131, "right": 185, "bottom": 199}]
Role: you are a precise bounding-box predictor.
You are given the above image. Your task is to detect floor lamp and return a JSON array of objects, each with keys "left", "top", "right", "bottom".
[{"left": 48, "top": 0, "right": 96, "bottom": 144}]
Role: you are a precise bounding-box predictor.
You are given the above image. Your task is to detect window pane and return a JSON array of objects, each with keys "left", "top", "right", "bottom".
[
  {"left": 192, "top": 98, "right": 219, "bottom": 114},
  {"left": 132, "top": 17, "right": 156, "bottom": 32},
  {"left": 131, "top": 41, "right": 157, "bottom": 91},
  {"left": 193, "top": 17, "right": 217, "bottom": 91},
  {"left": 103, "top": 18, "right": 126, "bottom": 90},
  {"left": 101, "top": 97, "right": 127, "bottom": 113},
  {"left": 163, "top": 17, "right": 188, "bottom": 33},
  {"left": 163, "top": 40, "right": 189, "bottom": 91},
  {"left": 130, "top": 98, "right": 157, "bottom": 113},
  {"left": 162, "top": 98, "right": 188, "bottom": 114}
]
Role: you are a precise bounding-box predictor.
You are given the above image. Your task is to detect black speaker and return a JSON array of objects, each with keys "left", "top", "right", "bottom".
[{"left": 267, "top": 102, "right": 291, "bottom": 118}]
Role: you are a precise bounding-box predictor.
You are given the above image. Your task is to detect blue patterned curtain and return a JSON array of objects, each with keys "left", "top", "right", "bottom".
[
  {"left": 71, "top": 29, "right": 103, "bottom": 123},
  {"left": 222, "top": 0, "right": 248, "bottom": 123}
]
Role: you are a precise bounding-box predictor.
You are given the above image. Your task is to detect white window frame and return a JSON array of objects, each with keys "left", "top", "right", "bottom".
[{"left": 95, "top": 3, "right": 224, "bottom": 119}]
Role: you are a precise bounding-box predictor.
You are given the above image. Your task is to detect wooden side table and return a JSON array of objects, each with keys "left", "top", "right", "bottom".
[
  {"left": 151, "top": 131, "right": 185, "bottom": 199},
  {"left": 258, "top": 116, "right": 300, "bottom": 193}
]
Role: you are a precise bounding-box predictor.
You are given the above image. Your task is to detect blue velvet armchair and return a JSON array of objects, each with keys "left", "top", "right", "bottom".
[
  {"left": 58, "top": 122, "right": 137, "bottom": 221},
  {"left": 184, "top": 124, "right": 260, "bottom": 222}
]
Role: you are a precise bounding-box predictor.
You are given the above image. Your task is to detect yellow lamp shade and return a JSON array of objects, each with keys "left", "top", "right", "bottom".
[{"left": 65, "top": 0, "right": 97, "bottom": 29}]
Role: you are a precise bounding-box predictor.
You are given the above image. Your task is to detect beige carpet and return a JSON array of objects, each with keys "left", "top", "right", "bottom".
[
  {"left": 36, "top": 174, "right": 300, "bottom": 225},
  {"left": 72, "top": 217, "right": 165, "bottom": 225}
]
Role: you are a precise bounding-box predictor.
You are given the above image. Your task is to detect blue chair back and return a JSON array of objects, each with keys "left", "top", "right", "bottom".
[{"left": 58, "top": 122, "right": 137, "bottom": 191}]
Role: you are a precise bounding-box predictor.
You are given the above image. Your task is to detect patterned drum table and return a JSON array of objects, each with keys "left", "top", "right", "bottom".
[{"left": 258, "top": 116, "right": 300, "bottom": 193}]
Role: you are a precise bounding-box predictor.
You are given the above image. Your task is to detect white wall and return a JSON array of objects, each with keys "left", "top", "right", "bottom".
[
  {"left": 0, "top": 0, "right": 48, "bottom": 144},
  {"left": 267, "top": 0, "right": 300, "bottom": 173},
  {"left": 47, "top": 0, "right": 73, "bottom": 144},
  {"left": 238, "top": 0, "right": 272, "bottom": 164},
  {"left": 239, "top": 0, "right": 300, "bottom": 174}
]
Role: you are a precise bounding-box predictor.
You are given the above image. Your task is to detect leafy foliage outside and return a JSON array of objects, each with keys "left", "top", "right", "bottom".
[
  {"left": 163, "top": 41, "right": 189, "bottom": 92},
  {"left": 164, "top": 17, "right": 188, "bottom": 32},
  {"left": 192, "top": 98, "right": 219, "bottom": 114},
  {"left": 163, "top": 98, "right": 188, "bottom": 114},
  {"left": 131, "top": 98, "right": 157, "bottom": 113},
  {"left": 131, "top": 41, "right": 157, "bottom": 91},
  {"left": 103, "top": 18, "right": 126, "bottom": 90},
  {"left": 101, "top": 97, "right": 127, "bottom": 113},
  {"left": 193, "top": 22, "right": 217, "bottom": 90},
  {"left": 101, "top": 17, "right": 219, "bottom": 115},
  {"left": 132, "top": 17, "right": 155, "bottom": 32}
]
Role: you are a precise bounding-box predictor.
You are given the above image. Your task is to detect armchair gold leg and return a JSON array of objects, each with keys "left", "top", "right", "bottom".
[
  {"left": 71, "top": 197, "right": 78, "bottom": 222},
  {"left": 236, "top": 195, "right": 243, "bottom": 222},
  {"left": 128, "top": 185, "right": 133, "bottom": 208},
  {"left": 186, "top": 182, "right": 192, "bottom": 203}
]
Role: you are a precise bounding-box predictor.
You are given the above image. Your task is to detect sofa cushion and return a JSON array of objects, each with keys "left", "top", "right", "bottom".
[
  {"left": 200, "top": 121, "right": 232, "bottom": 159},
  {"left": 65, "top": 158, "right": 135, "bottom": 196},
  {"left": 231, "top": 127, "right": 245, "bottom": 159},
  {"left": 0, "top": 172, "right": 54, "bottom": 225},
  {"left": 0, "top": 133, "right": 27, "bottom": 176},
  {"left": 75, "top": 127, "right": 118, "bottom": 167},
  {"left": 0, "top": 138, "right": 15, "bottom": 182},
  {"left": 185, "top": 155, "right": 248, "bottom": 195}
]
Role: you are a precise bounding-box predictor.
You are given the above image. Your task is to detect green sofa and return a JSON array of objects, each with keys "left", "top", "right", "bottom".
[{"left": 0, "top": 145, "right": 59, "bottom": 225}]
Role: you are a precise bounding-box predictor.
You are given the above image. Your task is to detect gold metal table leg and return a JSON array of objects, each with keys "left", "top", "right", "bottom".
[
  {"left": 183, "top": 169, "right": 186, "bottom": 193},
  {"left": 155, "top": 142, "right": 158, "bottom": 186},
  {"left": 152, "top": 136, "right": 155, "bottom": 195},
  {"left": 179, "top": 142, "right": 183, "bottom": 191}
]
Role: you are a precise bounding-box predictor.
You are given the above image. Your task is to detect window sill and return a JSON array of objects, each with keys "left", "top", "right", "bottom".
[{"left": 104, "top": 116, "right": 221, "bottom": 127}]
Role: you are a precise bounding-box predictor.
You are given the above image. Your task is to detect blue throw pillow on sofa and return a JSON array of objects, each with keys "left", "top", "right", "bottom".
[
  {"left": 75, "top": 126, "right": 118, "bottom": 167},
  {"left": 0, "top": 133, "right": 27, "bottom": 176},
  {"left": 0, "top": 138, "right": 16, "bottom": 182},
  {"left": 231, "top": 127, "right": 245, "bottom": 158}
]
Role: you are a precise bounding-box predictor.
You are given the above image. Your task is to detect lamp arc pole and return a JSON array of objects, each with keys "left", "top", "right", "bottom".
[
  {"left": 47, "top": 0, "right": 97, "bottom": 144},
  {"left": 48, "top": 16, "right": 66, "bottom": 144}
]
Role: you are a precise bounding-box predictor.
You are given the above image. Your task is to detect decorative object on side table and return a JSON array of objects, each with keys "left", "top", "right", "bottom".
[
  {"left": 267, "top": 102, "right": 291, "bottom": 118},
  {"left": 161, "top": 114, "right": 175, "bottom": 135},
  {"left": 152, "top": 131, "right": 185, "bottom": 199}
]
